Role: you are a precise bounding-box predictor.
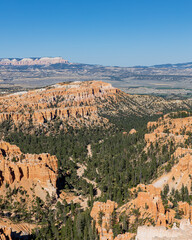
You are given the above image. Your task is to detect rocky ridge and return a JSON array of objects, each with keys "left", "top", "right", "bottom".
[
  {"left": 145, "top": 112, "right": 192, "bottom": 147},
  {"left": 1, "top": 81, "right": 192, "bottom": 132},
  {"left": 0, "top": 57, "right": 68, "bottom": 66},
  {"left": 0, "top": 81, "right": 118, "bottom": 129}
]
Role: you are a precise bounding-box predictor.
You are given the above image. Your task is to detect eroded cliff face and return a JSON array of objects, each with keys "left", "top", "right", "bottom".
[
  {"left": 90, "top": 200, "right": 135, "bottom": 240},
  {"left": 128, "top": 113, "right": 192, "bottom": 228},
  {"left": 1, "top": 81, "right": 192, "bottom": 132},
  {"left": 0, "top": 227, "right": 12, "bottom": 240},
  {"left": 118, "top": 184, "right": 168, "bottom": 226},
  {"left": 91, "top": 200, "right": 118, "bottom": 240},
  {"left": 0, "top": 81, "right": 118, "bottom": 129},
  {"left": 145, "top": 112, "right": 192, "bottom": 147},
  {"left": 145, "top": 112, "right": 192, "bottom": 192},
  {"left": 91, "top": 185, "right": 191, "bottom": 240},
  {"left": 0, "top": 141, "right": 58, "bottom": 200}
]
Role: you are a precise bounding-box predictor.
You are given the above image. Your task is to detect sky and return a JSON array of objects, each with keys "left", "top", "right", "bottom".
[{"left": 1, "top": 0, "right": 192, "bottom": 66}]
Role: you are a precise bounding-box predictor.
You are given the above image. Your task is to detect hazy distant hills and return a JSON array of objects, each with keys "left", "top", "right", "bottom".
[
  {"left": 1, "top": 57, "right": 192, "bottom": 98},
  {"left": 153, "top": 62, "right": 192, "bottom": 68}
]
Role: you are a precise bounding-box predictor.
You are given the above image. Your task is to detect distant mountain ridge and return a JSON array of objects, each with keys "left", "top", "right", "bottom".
[
  {"left": 152, "top": 62, "right": 192, "bottom": 69},
  {"left": 1, "top": 58, "right": 192, "bottom": 96},
  {"left": 0, "top": 57, "right": 69, "bottom": 66},
  {"left": 1, "top": 57, "right": 192, "bottom": 68}
]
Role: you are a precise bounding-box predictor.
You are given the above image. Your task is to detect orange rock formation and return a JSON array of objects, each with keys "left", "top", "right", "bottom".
[
  {"left": 145, "top": 113, "right": 192, "bottom": 147},
  {"left": 91, "top": 200, "right": 136, "bottom": 240},
  {"left": 91, "top": 200, "right": 118, "bottom": 240},
  {"left": 118, "top": 184, "right": 175, "bottom": 227},
  {"left": 145, "top": 113, "right": 192, "bottom": 193},
  {"left": 0, "top": 81, "right": 118, "bottom": 128},
  {"left": 0, "top": 217, "right": 37, "bottom": 240},
  {"left": 0, "top": 227, "right": 12, "bottom": 240},
  {"left": 129, "top": 129, "right": 137, "bottom": 135},
  {"left": 0, "top": 141, "right": 58, "bottom": 200}
]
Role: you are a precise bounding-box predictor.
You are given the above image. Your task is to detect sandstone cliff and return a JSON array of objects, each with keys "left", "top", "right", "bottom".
[
  {"left": 0, "top": 141, "right": 58, "bottom": 200},
  {"left": 145, "top": 112, "right": 192, "bottom": 147},
  {"left": 90, "top": 200, "right": 136, "bottom": 240},
  {"left": 118, "top": 184, "right": 175, "bottom": 227},
  {"left": 0, "top": 81, "right": 118, "bottom": 129},
  {"left": 91, "top": 185, "right": 192, "bottom": 240},
  {"left": 91, "top": 200, "right": 118, "bottom": 240},
  {"left": 0, "top": 218, "right": 37, "bottom": 240},
  {"left": 1, "top": 81, "right": 192, "bottom": 132},
  {"left": 0, "top": 227, "right": 12, "bottom": 240},
  {"left": 145, "top": 112, "right": 192, "bottom": 192}
]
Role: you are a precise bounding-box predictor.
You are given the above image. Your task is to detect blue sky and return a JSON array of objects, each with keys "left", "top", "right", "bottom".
[{"left": 0, "top": 0, "right": 192, "bottom": 66}]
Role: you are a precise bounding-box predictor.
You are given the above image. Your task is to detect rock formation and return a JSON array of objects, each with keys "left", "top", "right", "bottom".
[
  {"left": 129, "top": 129, "right": 137, "bottom": 135},
  {"left": 118, "top": 113, "right": 192, "bottom": 228},
  {"left": 118, "top": 183, "right": 176, "bottom": 228},
  {"left": 0, "top": 218, "right": 37, "bottom": 240},
  {"left": 0, "top": 81, "right": 118, "bottom": 129},
  {"left": 91, "top": 200, "right": 118, "bottom": 240},
  {"left": 153, "top": 152, "right": 192, "bottom": 191},
  {"left": 145, "top": 112, "right": 192, "bottom": 147},
  {"left": 91, "top": 186, "right": 192, "bottom": 239},
  {"left": 145, "top": 112, "right": 192, "bottom": 193},
  {"left": 0, "top": 141, "right": 58, "bottom": 200},
  {"left": 0, "top": 227, "right": 12, "bottom": 240},
  {"left": 91, "top": 200, "right": 136, "bottom": 240},
  {"left": 1, "top": 81, "right": 192, "bottom": 132}
]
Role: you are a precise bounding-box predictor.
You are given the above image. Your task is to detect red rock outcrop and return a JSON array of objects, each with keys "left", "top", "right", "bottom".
[
  {"left": 0, "top": 141, "right": 58, "bottom": 200},
  {"left": 0, "top": 217, "right": 37, "bottom": 239},
  {"left": 124, "top": 113, "right": 192, "bottom": 230},
  {"left": 118, "top": 184, "right": 170, "bottom": 227},
  {"left": 152, "top": 152, "right": 192, "bottom": 192},
  {"left": 0, "top": 227, "right": 12, "bottom": 240},
  {"left": 145, "top": 113, "right": 192, "bottom": 147},
  {"left": 0, "top": 81, "right": 118, "bottom": 128},
  {"left": 91, "top": 185, "right": 192, "bottom": 239},
  {"left": 129, "top": 129, "right": 137, "bottom": 135},
  {"left": 144, "top": 113, "right": 192, "bottom": 193},
  {"left": 91, "top": 200, "right": 118, "bottom": 240}
]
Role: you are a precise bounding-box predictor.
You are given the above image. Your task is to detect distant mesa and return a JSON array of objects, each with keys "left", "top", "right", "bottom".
[{"left": 0, "top": 57, "right": 69, "bottom": 66}]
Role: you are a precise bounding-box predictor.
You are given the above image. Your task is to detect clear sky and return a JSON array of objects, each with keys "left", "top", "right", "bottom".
[{"left": 1, "top": 0, "right": 192, "bottom": 66}]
